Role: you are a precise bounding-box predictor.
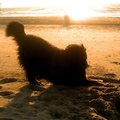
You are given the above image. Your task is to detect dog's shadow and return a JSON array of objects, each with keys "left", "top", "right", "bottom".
[
  {"left": 1, "top": 77, "right": 120, "bottom": 120},
  {"left": 0, "top": 78, "right": 92, "bottom": 120}
]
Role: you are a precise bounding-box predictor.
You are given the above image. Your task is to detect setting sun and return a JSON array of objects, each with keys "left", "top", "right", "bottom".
[{"left": 67, "top": 7, "right": 98, "bottom": 20}]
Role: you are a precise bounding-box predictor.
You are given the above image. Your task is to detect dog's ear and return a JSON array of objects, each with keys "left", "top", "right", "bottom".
[
  {"left": 6, "top": 21, "right": 25, "bottom": 37},
  {"left": 81, "top": 44, "right": 86, "bottom": 51}
]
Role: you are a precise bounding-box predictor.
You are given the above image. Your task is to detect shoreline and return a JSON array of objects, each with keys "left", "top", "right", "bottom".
[{"left": 1, "top": 16, "right": 120, "bottom": 25}]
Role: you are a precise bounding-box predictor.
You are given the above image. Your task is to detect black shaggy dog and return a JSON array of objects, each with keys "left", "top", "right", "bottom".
[{"left": 6, "top": 21, "right": 104, "bottom": 86}]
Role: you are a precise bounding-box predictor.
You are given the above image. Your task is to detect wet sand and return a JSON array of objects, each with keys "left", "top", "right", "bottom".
[{"left": 0, "top": 16, "right": 120, "bottom": 25}]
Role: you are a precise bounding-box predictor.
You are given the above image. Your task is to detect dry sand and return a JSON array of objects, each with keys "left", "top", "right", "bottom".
[{"left": 0, "top": 17, "right": 120, "bottom": 120}]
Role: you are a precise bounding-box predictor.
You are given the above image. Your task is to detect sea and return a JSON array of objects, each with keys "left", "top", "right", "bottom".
[{"left": 0, "top": 4, "right": 120, "bottom": 18}]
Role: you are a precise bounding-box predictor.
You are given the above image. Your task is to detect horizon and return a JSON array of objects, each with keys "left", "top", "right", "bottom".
[{"left": 1, "top": 1, "right": 120, "bottom": 20}]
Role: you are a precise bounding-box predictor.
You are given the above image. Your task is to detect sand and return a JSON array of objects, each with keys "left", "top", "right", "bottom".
[
  {"left": 0, "top": 78, "right": 120, "bottom": 120},
  {"left": 0, "top": 17, "right": 120, "bottom": 120}
]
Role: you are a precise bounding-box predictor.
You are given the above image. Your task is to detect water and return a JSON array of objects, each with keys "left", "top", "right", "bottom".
[
  {"left": 0, "top": 6, "right": 70, "bottom": 17},
  {"left": 0, "top": 4, "right": 120, "bottom": 18}
]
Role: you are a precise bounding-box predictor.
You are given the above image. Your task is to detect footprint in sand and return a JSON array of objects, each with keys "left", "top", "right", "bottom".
[
  {"left": 0, "top": 78, "right": 17, "bottom": 84},
  {"left": 0, "top": 91, "right": 14, "bottom": 96}
]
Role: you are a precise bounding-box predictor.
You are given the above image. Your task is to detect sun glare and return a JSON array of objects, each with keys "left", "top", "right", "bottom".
[
  {"left": 1, "top": 0, "right": 120, "bottom": 19},
  {"left": 67, "top": 8, "right": 97, "bottom": 20},
  {"left": 65, "top": 2, "right": 98, "bottom": 20},
  {"left": 63, "top": 0, "right": 120, "bottom": 20}
]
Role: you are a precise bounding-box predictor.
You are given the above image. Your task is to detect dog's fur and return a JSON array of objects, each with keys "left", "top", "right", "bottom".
[{"left": 6, "top": 21, "right": 89, "bottom": 86}]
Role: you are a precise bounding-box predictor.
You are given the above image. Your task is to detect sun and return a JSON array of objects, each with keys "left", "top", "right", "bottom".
[
  {"left": 65, "top": 1, "right": 99, "bottom": 20},
  {"left": 67, "top": 8, "right": 96, "bottom": 20}
]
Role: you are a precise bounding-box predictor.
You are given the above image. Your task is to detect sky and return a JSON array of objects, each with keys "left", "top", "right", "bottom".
[{"left": 0, "top": 0, "right": 120, "bottom": 8}]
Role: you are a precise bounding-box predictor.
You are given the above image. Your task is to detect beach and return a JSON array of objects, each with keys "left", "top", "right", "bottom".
[{"left": 0, "top": 17, "right": 120, "bottom": 119}]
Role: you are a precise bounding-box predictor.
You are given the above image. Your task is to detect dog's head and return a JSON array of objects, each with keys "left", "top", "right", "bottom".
[
  {"left": 6, "top": 21, "right": 25, "bottom": 38},
  {"left": 65, "top": 44, "right": 88, "bottom": 69}
]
